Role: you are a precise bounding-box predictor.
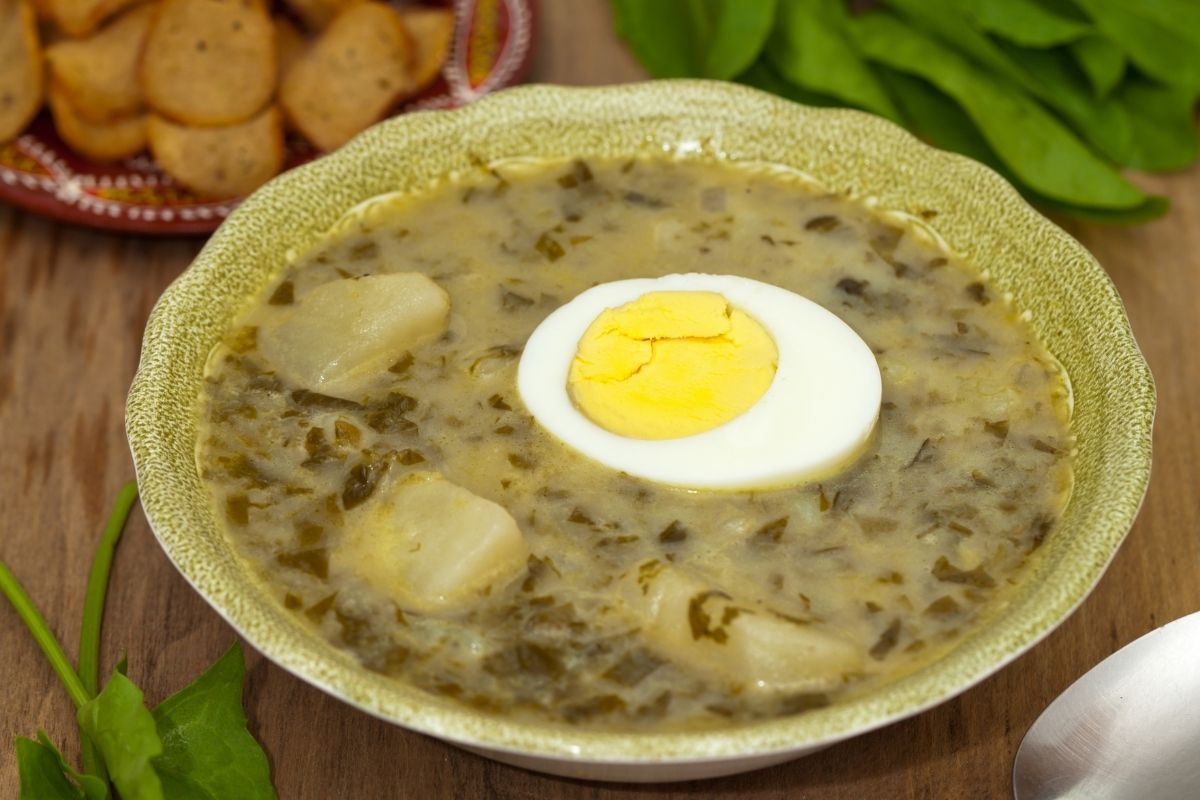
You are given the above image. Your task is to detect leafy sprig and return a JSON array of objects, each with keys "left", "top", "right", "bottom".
[
  {"left": 611, "top": 0, "right": 1200, "bottom": 223},
  {"left": 1, "top": 482, "right": 278, "bottom": 799}
]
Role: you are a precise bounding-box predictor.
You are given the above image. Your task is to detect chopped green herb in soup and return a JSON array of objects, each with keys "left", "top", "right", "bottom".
[{"left": 197, "top": 157, "right": 1073, "bottom": 730}]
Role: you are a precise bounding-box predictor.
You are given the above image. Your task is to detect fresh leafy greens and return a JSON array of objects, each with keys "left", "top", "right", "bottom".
[
  {"left": 611, "top": 0, "right": 1200, "bottom": 223},
  {"left": 1, "top": 482, "right": 279, "bottom": 800},
  {"left": 766, "top": 0, "right": 899, "bottom": 121},
  {"left": 78, "top": 673, "right": 164, "bottom": 800},
  {"left": 879, "top": 67, "right": 1169, "bottom": 224},
  {"left": 153, "top": 645, "right": 277, "bottom": 800},
  {"left": 1070, "top": 35, "right": 1126, "bottom": 98},
  {"left": 610, "top": 0, "right": 777, "bottom": 80},
  {"left": 1069, "top": 0, "right": 1200, "bottom": 91},
  {"left": 699, "top": 0, "right": 779, "bottom": 80},
  {"left": 740, "top": 60, "right": 840, "bottom": 108},
  {"left": 964, "top": 0, "right": 1089, "bottom": 48},
  {"left": 1118, "top": 79, "right": 1200, "bottom": 171},
  {"left": 77, "top": 481, "right": 138, "bottom": 788},
  {"left": 882, "top": 0, "right": 1134, "bottom": 164},
  {"left": 16, "top": 733, "right": 107, "bottom": 800},
  {"left": 851, "top": 12, "right": 1145, "bottom": 209}
]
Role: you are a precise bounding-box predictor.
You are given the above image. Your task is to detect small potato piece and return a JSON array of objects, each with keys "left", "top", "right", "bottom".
[
  {"left": 398, "top": 7, "right": 454, "bottom": 94},
  {"left": 0, "top": 0, "right": 42, "bottom": 143},
  {"left": 284, "top": 0, "right": 360, "bottom": 31},
  {"left": 45, "top": 3, "right": 154, "bottom": 123},
  {"left": 147, "top": 105, "right": 283, "bottom": 198},
  {"left": 49, "top": 84, "right": 146, "bottom": 161},
  {"left": 335, "top": 472, "right": 529, "bottom": 614},
  {"left": 273, "top": 14, "right": 307, "bottom": 80},
  {"left": 43, "top": 0, "right": 140, "bottom": 37},
  {"left": 619, "top": 561, "right": 862, "bottom": 695},
  {"left": 257, "top": 272, "right": 449, "bottom": 400},
  {"left": 280, "top": 2, "right": 415, "bottom": 152},
  {"left": 140, "top": 0, "right": 276, "bottom": 126}
]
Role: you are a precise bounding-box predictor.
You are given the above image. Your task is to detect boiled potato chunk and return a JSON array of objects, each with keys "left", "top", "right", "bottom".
[
  {"left": 334, "top": 472, "right": 529, "bottom": 614},
  {"left": 619, "top": 561, "right": 862, "bottom": 695},
  {"left": 258, "top": 273, "right": 449, "bottom": 400}
]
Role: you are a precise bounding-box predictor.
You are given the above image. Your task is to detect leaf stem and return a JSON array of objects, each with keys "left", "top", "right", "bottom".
[
  {"left": 0, "top": 561, "right": 91, "bottom": 710},
  {"left": 78, "top": 480, "right": 138, "bottom": 786}
]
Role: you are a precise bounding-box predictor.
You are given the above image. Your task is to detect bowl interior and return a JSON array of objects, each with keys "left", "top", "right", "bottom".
[{"left": 126, "top": 80, "right": 1154, "bottom": 764}]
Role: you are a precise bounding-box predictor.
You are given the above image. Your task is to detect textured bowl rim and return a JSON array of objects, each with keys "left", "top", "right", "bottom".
[{"left": 126, "top": 80, "right": 1155, "bottom": 765}]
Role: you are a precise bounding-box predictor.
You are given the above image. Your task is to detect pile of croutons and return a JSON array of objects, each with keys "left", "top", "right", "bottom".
[{"left": 1, "top": 0, "right": 454, "bottom": 197}]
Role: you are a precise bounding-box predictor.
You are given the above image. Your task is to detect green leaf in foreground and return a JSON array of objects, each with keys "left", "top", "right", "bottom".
[
  {"left": 964, "top": 0, "right": 1090, "bottom": 48},
  {"left": 765, "top": 0, "right": 900, "bottom": 121},
  {"left": 610, "top": 0, "right": 776, "bottom": 80},
  {"left": 37, "top": 733, "right": 109, "bottom": 800},
  {"left": 0, "top": 563, "right": 92, "bottom": 711},
  {"left": 78, "top": 672, "right": 164, "bottom": 800},
  {"left": 5, "top": 483, "right": 279, "bottom": 798},
  {"left": 152, "top": 643, "right": 277, "bottom": 800},
  {"left": 17, "top": 737, "right": 85, "bottom": 800},
  {"left": 77, "top": 480, "right": 139, "bottom": 788},
  {"left": 880, "top": 67, "right": 1167, "bottom": 224},
  {"left": 1070, "top": 35, "right": 1126, "bottom": 98},
  {"left": 15, "top": 734, "right": 108, "bottom": 800},
  {"left": 1069, "top": 0, "right": 1200, "bottom": 91},
  {"left": 850, "top": 12, "right": 1146, "bottom": 210}
]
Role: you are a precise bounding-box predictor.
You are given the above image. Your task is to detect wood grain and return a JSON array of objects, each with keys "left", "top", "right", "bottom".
[{"left": 2, "top": 2, "right": 1197, "bottom": 797}]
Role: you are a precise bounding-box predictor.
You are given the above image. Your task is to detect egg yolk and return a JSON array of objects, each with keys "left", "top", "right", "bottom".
[{"left": 568, "top": 291, "right": 779, "bottom": 439}]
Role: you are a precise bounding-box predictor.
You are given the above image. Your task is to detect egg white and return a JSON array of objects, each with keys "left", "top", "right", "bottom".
[{"left": 517, "top": 273, "right": 882, "bottom": 490}]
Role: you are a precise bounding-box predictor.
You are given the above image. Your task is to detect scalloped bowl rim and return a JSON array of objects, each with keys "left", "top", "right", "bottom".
[{"left": 126, "top": 81, "right": 1154, "bottom": 775}]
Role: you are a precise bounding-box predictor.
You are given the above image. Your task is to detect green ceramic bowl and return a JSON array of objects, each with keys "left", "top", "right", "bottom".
[{"left": 126, "top": 81, "right": 1154, "bottom": 782}]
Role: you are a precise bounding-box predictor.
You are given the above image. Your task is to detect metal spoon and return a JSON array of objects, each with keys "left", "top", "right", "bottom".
[{"left": 1012, "top": 610, "right": 1200, "bottom": 800}]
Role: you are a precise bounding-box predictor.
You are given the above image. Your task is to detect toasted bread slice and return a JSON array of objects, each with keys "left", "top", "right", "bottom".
[
  {"left": 280, "top": 2, "right": 415, "bottom": 152},
  {"left": 274, "top": 13, "right": 307, "bottom": 81},
  {"left": 45, "top": 3, "right": 154, "bottom": 122},
  {"left": 147, "top": 104, "right": 283, "bottom": 198},
  {"left": 43, "top": 0, "right": 142, "bottom": 37},
  {"left": 398, "top": 6, "right": 453, "bottom": 94},
  {"left": 283, "top": 0, "right": 360, "bottom": 31},
  {"left": 0, "top": 0, "right": 43, "bottom": 143},
  {"left": 140, "top": 0, "right": 275, "bottom": 126},
  {"left": 49, "top": 81, "right": 146, "bottom": 161}
]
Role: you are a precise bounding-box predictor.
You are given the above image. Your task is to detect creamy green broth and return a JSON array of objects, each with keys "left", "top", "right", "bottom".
[{"left": 196, "top": 157, "right": 1073, "bottom": 730}]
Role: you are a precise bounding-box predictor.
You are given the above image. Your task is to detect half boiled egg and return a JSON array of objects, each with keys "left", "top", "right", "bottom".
[{"left": 517, "top": 273, "right": 881, "bottom": 490}]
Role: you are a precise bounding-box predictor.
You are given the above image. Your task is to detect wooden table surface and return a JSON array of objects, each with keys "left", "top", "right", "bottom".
[{"left": 2, "top": 2, "right": 1198, "bottom": 797}]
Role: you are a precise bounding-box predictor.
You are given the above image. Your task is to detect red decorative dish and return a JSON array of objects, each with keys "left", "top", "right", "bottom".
[{"left": 0, "top": 0, "right": 535, "bottom": 235}]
